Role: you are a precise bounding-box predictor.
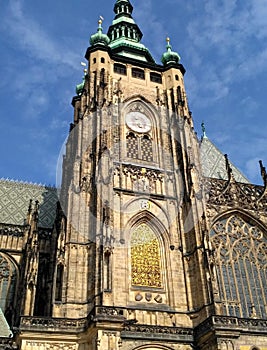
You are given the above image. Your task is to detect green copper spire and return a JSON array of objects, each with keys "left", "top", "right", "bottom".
[
  {"left": 161, "top": 37, "right": 180, "bottom": 66},
  {"left": 90, "top": 18, "right": 110, "bottom": 47},
  {"left": 107, "top": 0, "right": 155, "bottom": 63}
]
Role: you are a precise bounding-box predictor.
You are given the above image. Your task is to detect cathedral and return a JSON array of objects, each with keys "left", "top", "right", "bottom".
[{"left": 0, "top": 1, "right": 267, "bottom": 349}]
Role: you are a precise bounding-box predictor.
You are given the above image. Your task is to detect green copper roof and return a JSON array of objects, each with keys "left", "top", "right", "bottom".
[
  {"left": 90, "top": 19, "right": 110, "bottom": 47},
  {"left": 161, "top": 38, "right": 180, "bottom": 66},
  {"left": 76, "top": 76, "right": 85, "bottom": 96},
  {"left": 107, "top": 0, "right": 155, "bottom": 63}
]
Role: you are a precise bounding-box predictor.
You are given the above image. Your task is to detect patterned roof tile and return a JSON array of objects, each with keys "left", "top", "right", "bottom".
[
  {"left": 200, "top": 137, "right": 250, "bottom": 183},
  {"left": 0, "top": 180, "right": 58, "bottom": 228}
]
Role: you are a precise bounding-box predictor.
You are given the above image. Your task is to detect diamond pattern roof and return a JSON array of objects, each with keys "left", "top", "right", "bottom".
[
  {"left": 0, "top": 180, "right": 58, "bottom": 228},
  {"left": 200, "top": 136, "right": 249, "bottom": 183}
]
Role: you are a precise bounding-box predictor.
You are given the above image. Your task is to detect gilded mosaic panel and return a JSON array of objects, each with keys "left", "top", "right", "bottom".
[{"left": 131, "top": 224, "right": 162, "bottom": 288}]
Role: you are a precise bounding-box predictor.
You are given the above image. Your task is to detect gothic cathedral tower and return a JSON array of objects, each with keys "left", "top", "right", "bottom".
[
  {"left": 16, "top": 1, "right": 267, "bottom": 350},
  {"left": 55, "top": 0, "right": 211, "bottom": 348}
]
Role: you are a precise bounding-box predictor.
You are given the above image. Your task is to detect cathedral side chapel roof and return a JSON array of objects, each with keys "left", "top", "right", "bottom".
[
  {"left": 200, "top": 135, "right": 250, "bottom": 183},
  {"left": 0, "top": 180, "right": 58, "bottom": 228}
]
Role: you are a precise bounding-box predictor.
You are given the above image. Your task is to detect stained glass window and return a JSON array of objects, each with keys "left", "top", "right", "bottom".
[
  {"left": 131, "top": 224, "right": 162, "bottom": 288},
  {"left": 210, "top": 214, "right": 267, "bottom": 318}
]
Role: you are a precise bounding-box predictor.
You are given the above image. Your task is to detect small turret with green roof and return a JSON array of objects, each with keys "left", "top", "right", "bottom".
[
  {"left": 90, "top": 18, "right": 110, "bottom": 47},
  {"left": 161, "top": 37, "right": 180, "bottom": 66},
  {"left": 76, "top": 76, "right": 85, "bottom": 96}
]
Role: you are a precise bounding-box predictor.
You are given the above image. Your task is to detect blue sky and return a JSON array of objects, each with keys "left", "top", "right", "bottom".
[{"left": 0, "top": 0, "right": 266, "bottom": 185}]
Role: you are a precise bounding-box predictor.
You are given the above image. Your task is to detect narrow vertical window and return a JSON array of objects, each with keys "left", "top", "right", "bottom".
[
  {"left": 104, "top": 251, "right": 112, "bottom": 291},
  {"left": 55, "top": 264, "right": 64, "bottom": 302},
  {"left": 126, "top": 133, "right": 138, "bottom": 159},
  {"left": 141, "top": 135, "right": 153, "bottom": 162}
]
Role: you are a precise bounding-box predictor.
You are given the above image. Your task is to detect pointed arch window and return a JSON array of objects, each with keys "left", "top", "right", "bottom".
[
  {"left": 210, "top": 214, "right": 267, "bottom": 318},
  {"left": 141, "top": 135, "right": 153, "bottom": 161},
  {"left": 0, "top": 254, "right": 17, "bottom": 316},
  {"left": 131, "top": 224, "right": 162, "bottom": 288}
]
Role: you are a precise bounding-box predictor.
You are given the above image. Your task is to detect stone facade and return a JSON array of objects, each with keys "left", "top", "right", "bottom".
[{"left": 0, "top": 1, "right": 266, "bottom": 349}]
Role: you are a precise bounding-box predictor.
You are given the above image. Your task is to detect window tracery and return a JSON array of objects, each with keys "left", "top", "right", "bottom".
[
  {"left": 126, "top": 133, "right": 153, "bottom": 162},
  {"left": 131, "top": 224, "right": 162, "bottom": 288},
  {"left": 210, "top": 214, "right": 267, "bottom": 318},
  {"left": 0, "top": 254, "right": 17, "bottom": 314}
]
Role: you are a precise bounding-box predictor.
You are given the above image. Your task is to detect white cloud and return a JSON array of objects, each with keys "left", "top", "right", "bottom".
[{"left": 183, "top": 0, "right": 267, "bottom": 111}]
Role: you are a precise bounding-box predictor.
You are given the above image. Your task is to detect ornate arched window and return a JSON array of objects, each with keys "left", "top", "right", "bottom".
[
  {"left": 131, "top": 224, "right": 162, "bottom": 288},
  {"left": 210, "top": 214, "right": 267, "bottom": 318},
  {"left": 0, "top": 254, "right": 17, "bottom": 315}
]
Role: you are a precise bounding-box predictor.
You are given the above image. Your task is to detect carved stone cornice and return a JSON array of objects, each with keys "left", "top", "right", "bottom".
[
  {"left": 20, "top": 316, "right": 89, "bottom": 333},
  {"left": 205, "top": 178, "right": 267, "bottom": 213},
  {"left": 195, "top": 315, "right": 267, "bottom": 341},
  {"left": 122, "top": 323, "right": 194, "bottom": 342},
  {"left": 0, "top": 224, "right": 25, "bottom": 237}
]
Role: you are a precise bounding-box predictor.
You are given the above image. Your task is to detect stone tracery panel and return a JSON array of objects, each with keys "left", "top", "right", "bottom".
[
  {"left": 210, "top": 214, "right": 267, "bottom": 318},
  {"left": 131, "top": 224, "right": 162, "bottom": 288},
  {"left": 0, "top": 253, "right": 17, "bottom": 317}
]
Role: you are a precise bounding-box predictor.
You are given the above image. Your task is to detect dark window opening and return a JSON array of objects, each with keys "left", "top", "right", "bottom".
[
  {"left": 93, "top": 58, "right": 96, "bottom": 64},
  {"left": 101, "top": 57, "right": 105, "bottom": 63},
  {"left": 177, "top": 86, "right": 184, "bottom": 106},
  {"left": 114, "top": 63, "right": 127, "bottom": 75},
  {"left": 55, "top": 264, "right": 64, "bottom": 302},
  {"left": 150, "top": 72, "right": 162, "bottom": 84},
  {"left": 132, "top": 68, "right": 145, "bottom": 80}
]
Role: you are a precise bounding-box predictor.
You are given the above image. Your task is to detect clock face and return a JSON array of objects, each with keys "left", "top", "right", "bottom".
[{"left": 125, "top": 111, "right": 151, "bottom": 133}]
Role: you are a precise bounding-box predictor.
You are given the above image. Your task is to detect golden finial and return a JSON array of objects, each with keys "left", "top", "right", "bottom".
[
  {"left": 166, "top": 37, "right": 170, "bottom": 44},
  {"left": 99, "top": 15, "right": 104, "bottom": 25}
]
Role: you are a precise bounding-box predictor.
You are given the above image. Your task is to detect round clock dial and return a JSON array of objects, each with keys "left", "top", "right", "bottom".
[{"left": 125, "top": 111, "right": 151, "bottom": 133}]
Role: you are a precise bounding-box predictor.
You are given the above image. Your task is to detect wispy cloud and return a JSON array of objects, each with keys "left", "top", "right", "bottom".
[
  {"left": 0, "top": 0, "right": 82, "bottom": 121},
  {"left": 134, "top": 0, "right": 166, "bottom": 61},
  {"left": 185, "top": 0, "right": 267, "bottom": 104},
  {"left": 3, "top": 0, "right": 79, "bottom": 69}
]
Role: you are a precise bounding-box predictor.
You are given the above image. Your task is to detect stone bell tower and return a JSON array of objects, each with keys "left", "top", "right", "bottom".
[{"left": 47, "top": 0, "right": 213, "bottom": 349}]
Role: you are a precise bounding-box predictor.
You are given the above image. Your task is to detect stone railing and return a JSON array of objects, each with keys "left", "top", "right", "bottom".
[
  {"left": 0, "top": 224, "right": 24, "bottom": 237},
  {"left": 20, "top": 316, "right": 89, "bottom": 333}
]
